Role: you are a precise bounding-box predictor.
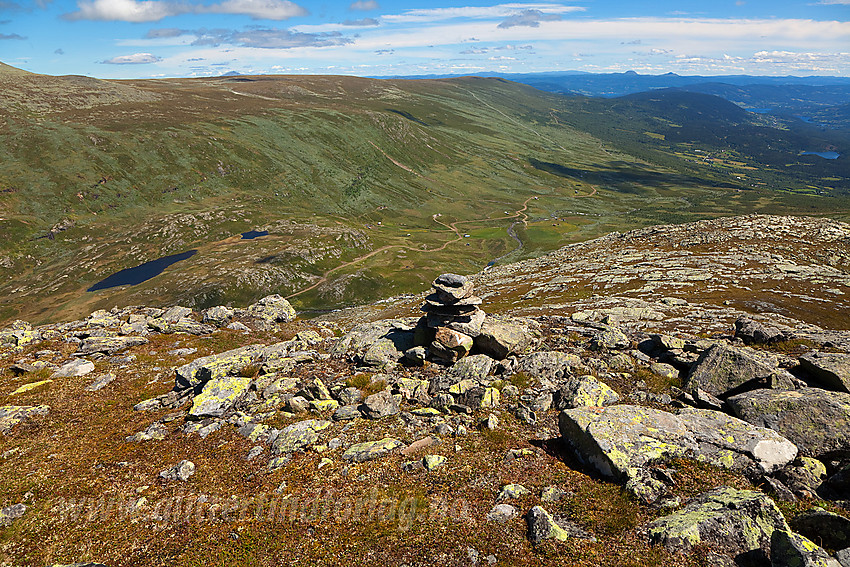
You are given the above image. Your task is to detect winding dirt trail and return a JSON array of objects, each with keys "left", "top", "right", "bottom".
[{"left": 285, "top": 193, "right": 539, "bottom": 299}]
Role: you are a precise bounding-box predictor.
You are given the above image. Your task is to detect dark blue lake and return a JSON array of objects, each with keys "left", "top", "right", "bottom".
[
  {"left": 748, "top": 108, "right": 772, "bottom": 114},
  {"left": 800, "top": 151, "right": 840, "bottom": 160},
  {"left": 241, "top": 230, "right": 268, "bottom": 240},
  {"left": 87, "top": 250, "right": 197, "bottom": 292}
]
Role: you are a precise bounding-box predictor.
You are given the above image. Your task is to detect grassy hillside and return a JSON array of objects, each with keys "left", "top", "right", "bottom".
[{"left": 0, "top": 67, "right": 847, "bottom": 325}]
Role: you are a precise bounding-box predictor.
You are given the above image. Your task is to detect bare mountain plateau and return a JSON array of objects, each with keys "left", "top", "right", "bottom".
[{"left": 0, "top": 64, "right": 849, "bottom": 566}]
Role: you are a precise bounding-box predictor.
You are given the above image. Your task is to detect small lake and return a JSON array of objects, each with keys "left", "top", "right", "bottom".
[
  {"left": 241, "top": 230, "right": 269, "bottom": 240},
  {"left": 87, "top": 250, "right": 197, "bottom": 292},
  {"left": 800, "top": 151, "right": 840, "bottom": 160}
]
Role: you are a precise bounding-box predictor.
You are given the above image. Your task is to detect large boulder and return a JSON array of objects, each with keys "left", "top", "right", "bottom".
[
  {"left": 800, "top": 352, "right": 850, "bottom": 393},
  {"left": 553, "top": 374, "right": 619, "bottom": 409},
  {"left": 331, "top": 319, "right": 417, "bottom": 356},
  {"left": 770, "top": 530, "right": 842, "bottom": 567},
  {"left": 271, "top": 420, "right": 331, "bottom": 454},
  {"left": 647, "top": 487, "right": 789, "bottom": 561},
  {"left": 685, "top": 343, "right": 794, "bottom": 398},
  {"left": 76, "top": 336, "right": 148, "bottom": 355},
  {"left": 473, "top": 317, "right": 539, "bottom": 360},
  {"left": 342, "top": 438, "right": 404, "bottom": 463},
  {"left": 559, "top": 405, "right": 797, "bottom": 481},
  {"left": 188, "top": 374, "right": 254, "bottom": 419},
  {"left": 244, "top": 294, "right": 296, "bottom": 328},
  {"left": 791, "top": 508, "right": 850, "bottom": 551},
  {"left": 727, "top": 387, "right": 850, "bottom": 460},
  {"left": 174, "top": 345, "right": 264, "bottom": 390},
  {"left": 516, "top": 351, "right": 582, "bottom": 389},
  {"left": 735, "top": 317, "right": 790, "bottom": 346}
]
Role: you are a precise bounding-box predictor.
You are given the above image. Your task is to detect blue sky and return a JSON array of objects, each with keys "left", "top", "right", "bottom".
[{"left": 1, "top": 0, "right": 848, "bottom": 78}]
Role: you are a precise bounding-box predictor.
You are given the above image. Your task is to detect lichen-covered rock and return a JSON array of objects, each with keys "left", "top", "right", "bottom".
[
  {"left": 648, "top": 487, "right": 789, "bottom": 560},
  {"left": 159, "top": 460, "right": 195, "bottom": 481},
  {"left": 553, "top": 374, "right": 620, "bottom": 409},
  {"left": 202, "top": 305, "right": 234, "bottom": 327},
  {"left": 559, "top": 405, "right": 797, "bottom": 482},
  {"left": 0, "top": 405, "right": 49, "bottom": 434},
  {"left": 497, "top": 484, "right": 530, "bottom": 500},
  {"left": 516, "top": 351, "right": 581, "bottom": 389},
  {"left": 791, "top": 508, "right": 850, "bottom": 551},
  {"left": 10, "top": 379, "right": 52, "bottom": 396},
  {"left": 590, "top": 326, "right": 630, "bottom": 350},
  {"left": 174, "top": 344, "right": 263, "bottom": 390},
  {"left": 271, "top": 419, "right": 331, "bottom": 454},
  {"left": 245, "top": 294, "right": 296, "bottom": 328},
  {"left": 727, "top": 387, "right": 850, "bottom": 460},
  {"left": 330, "top": 319, "right": 417, "bottom": 356},
  {"left": 76, "top": 336, "right": 148, "bottom": 355},
  {"left": 362, "top": 338, "right": 404, "bottom": 369},
  {"left": 0, "top": 503, "right": 26, "bottom": 526},
  {"left": 448, "top": 354, "right": 494, "bottom": 382},
  {"left": 431, "top": 327, "right": 473, "bottom": 363},
  {"left": 735, "top": 317, "right": 790, "bottom": 346},
  {"left": 189, "top": 374, "right": 254, "bottom": 419},
  {"left": 52, "top": 359, "right": 95, "bottom": 378},
  {"left": 685, "top": 343, "right": 794, "bottom": 398},
  {"left": 473, "top": 317, "right": 539, "bottom": 360},
  {"left": 360, "top": 390, "right": 400, "bottom": 419},
  {"left": 771, "top": 530, "right": 842, "bottom": 567},
  {"left": 526, "top": 506, "right": 596, "bottom": 545},
  {"left": 149, "top": 317, "right": 215, "bottom": 335},
  {"left": 342, "top": 437, "right": 404, "bottom": 463},
  {"left": 486, "top": 503, "right": 518, "bottom": 524},
  {"left": 800, "top": 352, "right": 850, "bottom": 393}
]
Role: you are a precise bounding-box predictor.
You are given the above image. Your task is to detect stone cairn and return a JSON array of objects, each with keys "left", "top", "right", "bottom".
[{"left": 419, "top": 273, "right": 485, "bottom": 363}]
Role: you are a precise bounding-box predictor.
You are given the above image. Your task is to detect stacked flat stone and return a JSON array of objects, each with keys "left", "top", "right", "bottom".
[{"left": 423, "top": 273, "right": 485, "bottom": 363}]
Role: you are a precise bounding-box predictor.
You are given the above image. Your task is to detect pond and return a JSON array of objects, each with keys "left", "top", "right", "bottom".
[
  {"left": 87, "top": 250, "right": 197, "bottom": 292},
  {"left": 241, "top": 230, "right": 269, "bottom": 240},
  {"left": 800, "top": 151, "right": 840, "bottom": 160}
]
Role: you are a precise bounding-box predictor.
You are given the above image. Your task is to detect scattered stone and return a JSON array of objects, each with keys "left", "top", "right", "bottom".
[
  {"left": 52, "top": 359, "right": 95, "bottom": 378},
  {"left": 497, "top": 484, "right": 530, "bottom": 500},
  {"left": 362, "top": 338, "right": 404, "bottom": 369},
  {"left": 735, "top": 317, "right": 790, "bottom": 346},
  {"left": 126, "top": 422, "right": 168, "bottom": 442},
  {"left": 423, "top": 454, "right": 447, "bottom": 471},
  {"left": 647, "top": 487, "right": 789, "bottom": 559},
  {"left": 541, "top": 486, "right": 569, "bottom": 502},
  {"left": 448, "top": 354, "right": 494, "bottom": 383},
  {"left": 360, "top": 390, "right": 400, "bottom": 419},
  {"left": 0, "top": 405, "right": 49, "bottom": 434},
  {"left": 526, "top": 506, "right": 596, "bottom": 545},
  {"left": 770, "top": 530, "right": 841, "bottom": 567},
  {"left": 10, "top": 379, "right": 52, "bottom": 395},
  {"left": 332, "top": 405, "right": 361, "bottom": 421},
  {"left": 159, "top": 460, "right": 195, "bottom": 481},
  {"left": 85, "top": 373, "right": 115, "bottom": 392},
  {"left": 516, "top": 351, "right": 581, "bottom": 388},
  {"left": 479, "top": 414, "right": 498, "bottom": 431},
  {"left": 0, "top": 503, "right": 26, "bottom": 526},
  {"left": 791, "top": 507, "right": 850, "bottom": 551},
  {"left": 402, "top": 436, "right": 438, "bottom": 456},
  {"left": 76, "top": 336, "right": 148, "bottom": 355},
  {"left": 685, "top": 343, "right": 793, "bottom": 398},
  {"left": 189, "top": 374, "right": 254, "bottom": 419},
  {"left": 559, "top": 405, "right": 797, "bottom": 487},
  {"left": 474, "top": 317, "right": 539, "bottom": 360},
  {"left": 486, "top": 503, "right": 518, "bottom": 524},
  {"left": 272, "top": 420, "right": 331, "bottom": 454},
  {"left": 245, "top": 294, "right": 297, "bottom": 328},
  {"left": 174, "top": 344, "right": 263, "bottom": 390},
  {"left": 202, "top": 305, "right": 234, "bottom": 327},
  {"left": 590, "top": 326, "right": 630, "bottom": 350},
  {"left": 727, "top": 387, "right": 850, "bottom": 459},
  {"left": 553, "top": 374, "right": 619, "bottom": 409},
  {"left": 800, "top": 352, "right": 850, "bottom": 393},
  {"left": 342, "top": 438, "right": 404, "bottom": 463}
]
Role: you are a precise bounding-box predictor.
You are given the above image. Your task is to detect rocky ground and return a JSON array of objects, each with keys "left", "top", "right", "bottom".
[{"left": 1, "top": 214, "right": 849, "bottom": 567}]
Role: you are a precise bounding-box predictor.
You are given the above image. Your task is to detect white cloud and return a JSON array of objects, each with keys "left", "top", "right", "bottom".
[
  {"left": 65, "top": 0, "right": 307, "bottom": 22},
  {"left": 205, "top": 0, "right": 307, "bottom": 20},
  {"left": 498, "top": 8, "right": 561, "bottom": 28},
  {"left": 349, "top": 0, "right": 379, "bottom": 10},
  {"left": 102, "top": 52, "right": 162, "bottom": 64},
  {"left": 382, "top": 3, "right": 584, "bottom": 24}
]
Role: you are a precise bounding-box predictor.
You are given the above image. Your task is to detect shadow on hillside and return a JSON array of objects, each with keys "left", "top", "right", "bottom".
[{"left": 529, "top": 157, "right": 740, "bottom": 193}]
